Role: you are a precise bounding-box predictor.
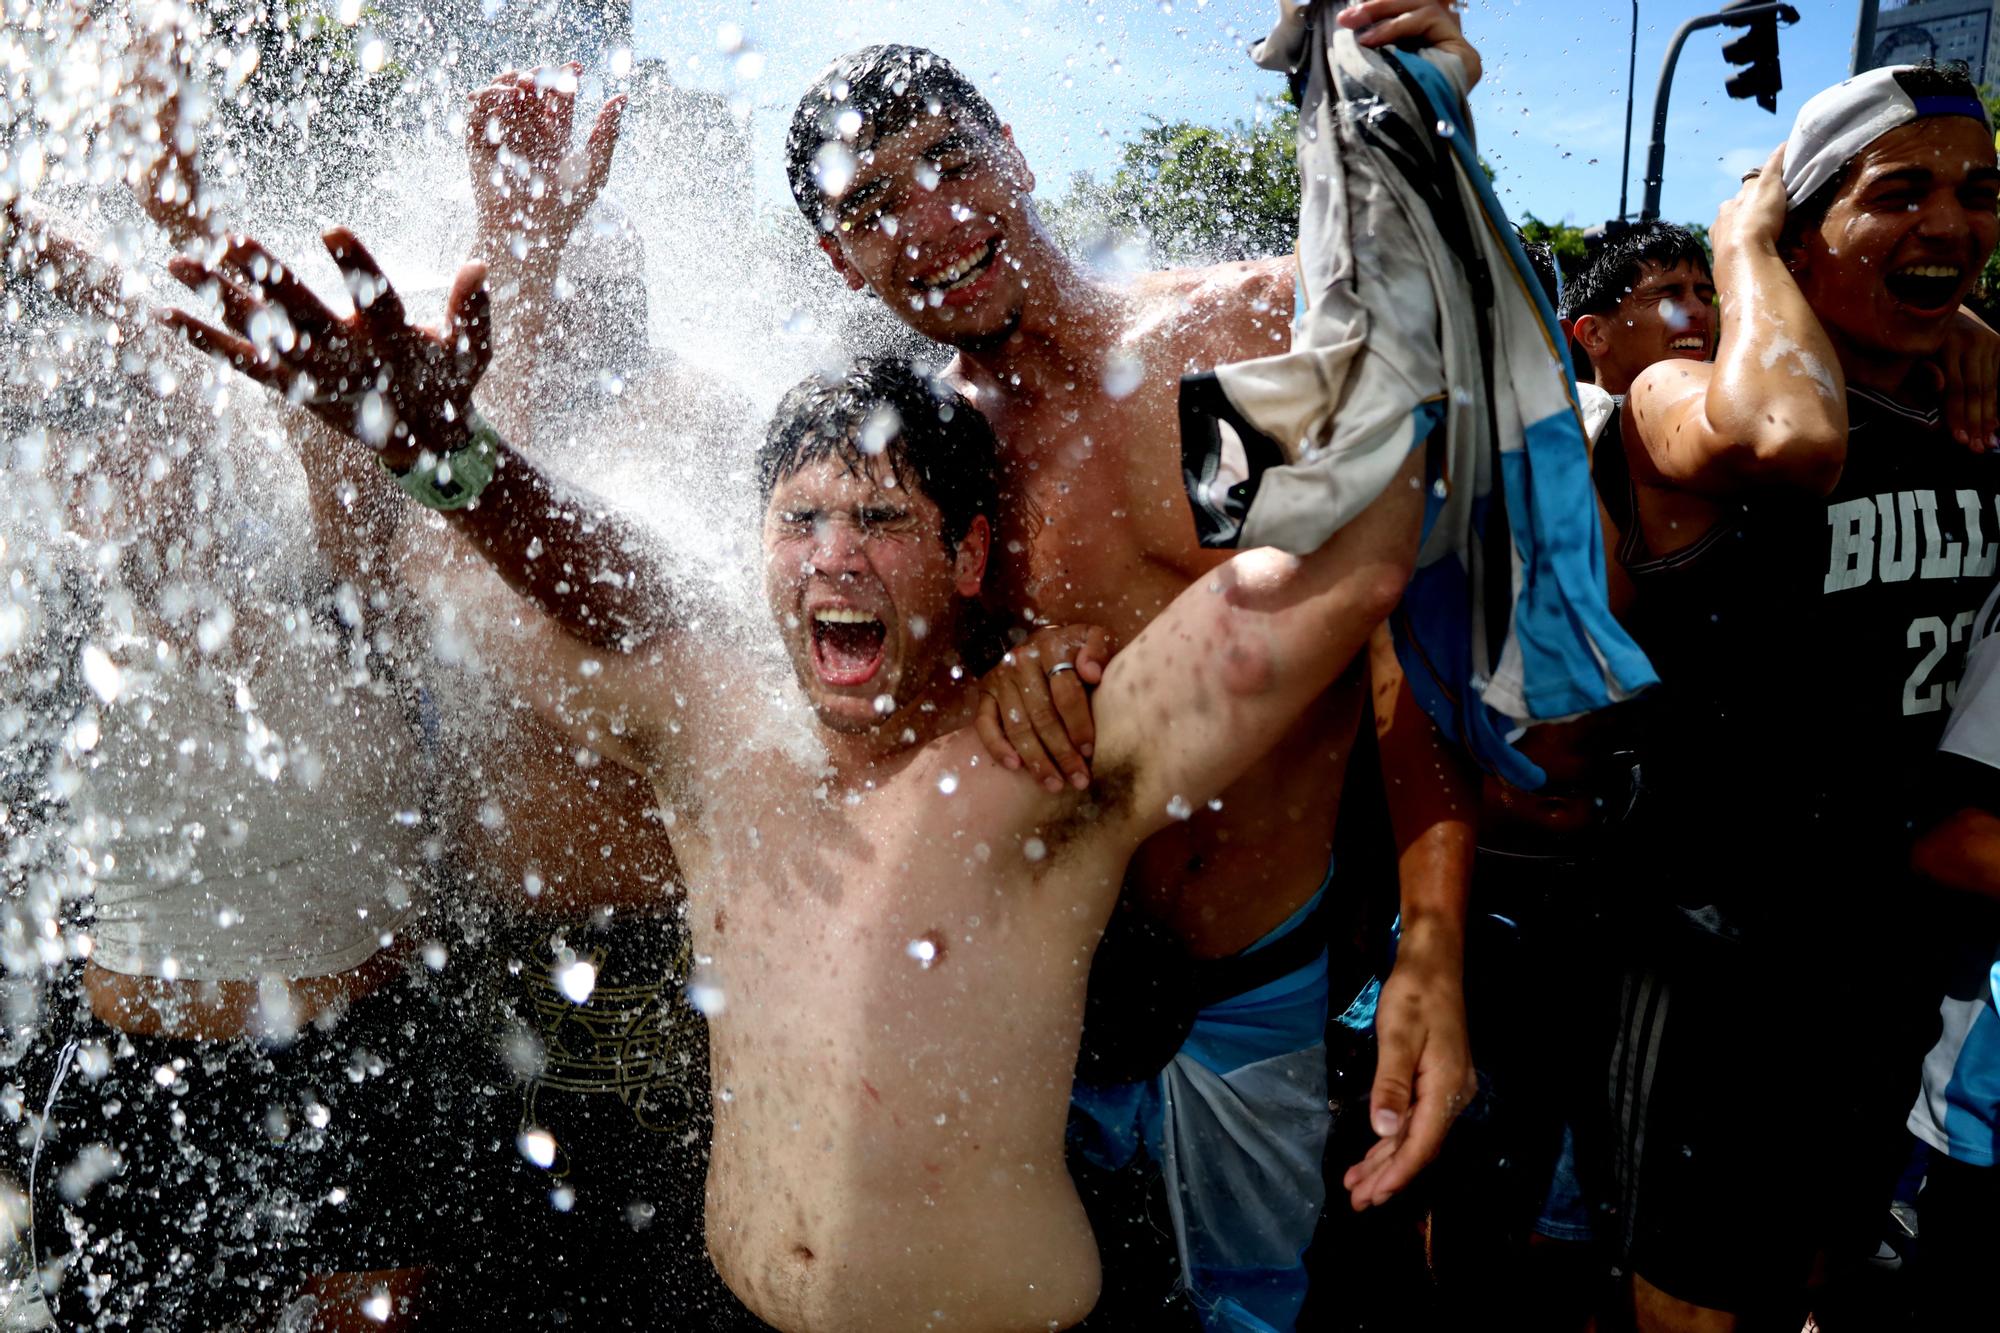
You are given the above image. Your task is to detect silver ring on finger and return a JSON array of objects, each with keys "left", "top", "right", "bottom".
[
  {"left": 1046, "top": 661, "right": 1078, "bottom": 679},
  {"left": 1740, "top": 167, "right": 1762, "bottom": 181}
]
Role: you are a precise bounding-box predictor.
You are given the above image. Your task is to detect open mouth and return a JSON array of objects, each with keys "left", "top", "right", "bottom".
[
  {"left": 1668, "top": 335, "right": 1706, "bottom": 355},
  {"left": 912, "top": 238, "right": 1000, "bottom": 301},
  {"left": 1884, "top": 263, "right": 1965, "bottom": 313},
  {"left": 810, "top": 607, "right": 887, "bottom": 687}
]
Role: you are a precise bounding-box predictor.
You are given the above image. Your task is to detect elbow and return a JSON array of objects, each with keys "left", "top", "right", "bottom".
[
  {"left": 1358, "top": 556, "right": 1415, "bottom": 629},
  {"left": 1738, "top": 426, "right": 1846, "bottom": 495}
]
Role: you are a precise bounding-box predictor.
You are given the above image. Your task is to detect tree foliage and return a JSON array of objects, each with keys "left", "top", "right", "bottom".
[{"left": 1044, "top": 105, "right": 1300, "bottom": 267}]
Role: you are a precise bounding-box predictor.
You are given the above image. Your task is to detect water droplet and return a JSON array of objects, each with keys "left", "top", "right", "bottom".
[
  {"left": 358, "top": 32, "right": 387, "bottom": 75},
  {"left": 872, "top": 693, "right": 896, "bottom": 716},
  {"left": 80, "top": 644, "right": 123, "bottom": 704},
  {"left": 1023, "top": 837, "right": 1047, "bottom": 862},
  {"left": 688, "top": 979, "right": 726, "bottom": 1016},
  {"left": 337, "top": 0, "right": 362, "bottom": 24},
  {"left": 937, "top": 771, "right": 959, "bottom": 796},
  {"left": 1435, "top": 119, "right": 1455, "bottom": 139},
  {"left": 1101, "top": 350, "right": 1144, "bottom": 400},
  {"left": 518, "top": 1127, "right": 558, "bottom": 1168},
  {"left": 907, "top": 937, "right": 938, "bottom": 967},
  {"left": 556, "top": 960, "right": 597, "bottom": 1004},
  {"left": 813, "top": 142, "right": 858, "bottom": 198},
  {"left": 1165, "top": 794, "right": 1193, "bottom": 821},
  {"left": 859, "top": 404, "right": 900, "bottom": 455},
  {"left": 362, "top": 1289, "right": 391, "bottom": 1322},
  {"left": 422, "top": 941, "right": 448, "bottom": 971}
]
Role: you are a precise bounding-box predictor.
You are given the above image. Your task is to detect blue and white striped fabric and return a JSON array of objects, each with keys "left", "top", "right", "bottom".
[{"left": 1178, "top": 4, "right": 1656, "bottom": 788}]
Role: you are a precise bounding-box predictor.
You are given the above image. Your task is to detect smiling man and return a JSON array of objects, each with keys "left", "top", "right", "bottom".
[
  {"left": 1564, "top": 222, "right": 1716, "bottom": 403},
  {"left": 785, "top": 12, "right": 1483, "bottom": 1325},
  {"left": 1599, "top": 61, "right": 2000, "bottom": 1332}
]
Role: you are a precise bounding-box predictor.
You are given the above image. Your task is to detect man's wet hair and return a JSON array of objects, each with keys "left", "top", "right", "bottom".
[
  {"left": 759, "top": 357, "right": 1000, "bottom": 554},
  {"left": 1786, "top": 58, "right": 1983, "bottom": 241},
  {"left": 786, "top": 45, "right": 1005, "bottom": 227},
  {"left": 1560, "top": 222, "right": 1712, "bottom": 322}
]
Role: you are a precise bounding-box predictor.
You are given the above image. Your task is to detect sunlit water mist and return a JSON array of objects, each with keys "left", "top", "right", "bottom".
[{"left": 0, "top": 5, "right": 930, "bottom": 1311}]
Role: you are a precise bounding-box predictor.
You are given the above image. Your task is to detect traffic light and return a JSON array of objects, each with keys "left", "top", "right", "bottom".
[{"left": 1720, "top": 2, "right": 1799, "bottom": 114}]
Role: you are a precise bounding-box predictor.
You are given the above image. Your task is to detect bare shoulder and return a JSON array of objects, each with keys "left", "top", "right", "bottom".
[
  {"left": 1133, "top": 255, "right": 1296, "bottom": 371},
  {"left": 1625, "top": 356, "right": 1715, "bottom": 450},
  {"left": 916, "top": 728, "right": 1137, "bottom": 873}
]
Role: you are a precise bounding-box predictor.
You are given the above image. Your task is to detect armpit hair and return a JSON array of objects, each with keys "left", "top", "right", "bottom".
[{"left": 1035, "top": 758, "right": 1139, "bottom": 862}]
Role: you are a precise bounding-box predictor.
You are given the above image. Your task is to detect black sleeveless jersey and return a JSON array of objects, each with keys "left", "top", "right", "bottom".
[{"left": 1597, "top": 386, "right": 2000, "bottom": 945}]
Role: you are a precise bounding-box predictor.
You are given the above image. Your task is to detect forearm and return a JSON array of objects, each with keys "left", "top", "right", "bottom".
[
  {"left": 429, "top": 428, "right": 676, "bottom": 650},
  {"left": 466, "top": 247, "right": 560, "bottom": 440},
  {"left": 1913, "top": 807, "right": 2000, "bottom": 902},
  {"left": 1103, "top": 452, "right": 1421, "bottom": 834},
  {"left": 1370, "top": 624, "right": 1473, "bottom": 955}
]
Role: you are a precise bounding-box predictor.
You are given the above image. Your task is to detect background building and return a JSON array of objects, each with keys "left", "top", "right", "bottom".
[{"left": 1864, "top": 0, "right": 2000, "bottom": 84}]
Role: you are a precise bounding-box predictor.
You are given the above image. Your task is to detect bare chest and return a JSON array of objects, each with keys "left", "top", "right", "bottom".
[{"left": 988, "top": 378, "right": 1224, "bottom": 637}]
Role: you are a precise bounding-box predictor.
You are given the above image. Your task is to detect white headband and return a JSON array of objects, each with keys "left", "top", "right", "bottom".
[{"left": 1783, "top": 65, "right": 1990, "bottom": 209}]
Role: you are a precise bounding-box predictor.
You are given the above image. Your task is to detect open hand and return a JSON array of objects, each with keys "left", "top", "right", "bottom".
[
  {"left": 1337, "top": 0, "right": 1483, "bottom": 92},
  {"left": 164, "top": 229, "right": 491, "bottom": 470},
  {"left": 130, "top": 43, "right": 214, "bottom": 249},
  {"left": 974, "top": 624, "right": 1115, "bottom": 792},
  {"left": 468, "top": 63, "right": 626, "bottom": 282},
  {"left": 1341, "top": 933, "right": 1475, "bottom": 1210}
]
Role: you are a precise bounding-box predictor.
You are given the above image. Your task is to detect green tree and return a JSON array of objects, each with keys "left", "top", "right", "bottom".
[
  {"left": 1045, "top": 105, "right": 1300, "bottom": 266},
  {"left": 1973, "top": 83, "right": 2000, "bottom": 323},
  {"left": 1517, "top": 214, "right": 1589, "bottom": 274}
]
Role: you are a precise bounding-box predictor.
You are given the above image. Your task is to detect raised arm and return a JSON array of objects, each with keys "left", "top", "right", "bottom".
[
  {"left": 1625, "top": 146, "right": 1847, "bottom": 496},
  {"left": 1092, "top": 448, "right": 1424, "bottom": 841},
  {"left": 163, "top": 228, "right": 678, "bottom": 652},
  {"left": 463, "top": 63, "right": 627, "bottom": 438}
]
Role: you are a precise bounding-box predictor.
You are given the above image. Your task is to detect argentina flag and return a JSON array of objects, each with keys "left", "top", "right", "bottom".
[{"left": 1179, "top": 2, "right": 1656, "bottom": 790}]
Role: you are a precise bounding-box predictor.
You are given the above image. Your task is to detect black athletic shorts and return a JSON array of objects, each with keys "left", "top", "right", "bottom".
[
  {"left": 1607, "top": 927, "right": 1943, "bottom": 1316},
  {"left": 1916, "top": 1151, "right": 1997, "bottom": 1328},
  {"left": 31, "top": 962, "right": 463, "bottom": 1331}
]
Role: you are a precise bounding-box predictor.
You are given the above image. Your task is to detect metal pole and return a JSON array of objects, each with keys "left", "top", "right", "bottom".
[
  {"left": 1853, "top": 0, "right": 1881, "bottom": 78},
  {"left": 1639, "top": 3, "right": 1794, "bottom": 222},
  {"left": 1618, "top": 0, "right": 1639, "bottom": 221}
]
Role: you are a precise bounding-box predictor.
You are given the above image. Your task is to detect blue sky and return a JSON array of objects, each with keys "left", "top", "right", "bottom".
[{"left": 631, "top": 0, "right": 1862, "bottom": 231}]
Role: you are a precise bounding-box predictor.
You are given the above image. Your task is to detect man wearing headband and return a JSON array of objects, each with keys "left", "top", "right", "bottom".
[{"left": 1597, "top": 60, "right": 2000, "bottom": 1330}]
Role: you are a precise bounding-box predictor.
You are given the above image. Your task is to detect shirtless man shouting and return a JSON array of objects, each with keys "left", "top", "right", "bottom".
[{"left": 165, "top": 210, "right": 1425, "bottom": 1333}]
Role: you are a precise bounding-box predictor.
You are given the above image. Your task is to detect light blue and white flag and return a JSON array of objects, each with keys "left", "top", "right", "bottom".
[{"left": 1180, "top": 2, "right": 1656, "bottom": 788}]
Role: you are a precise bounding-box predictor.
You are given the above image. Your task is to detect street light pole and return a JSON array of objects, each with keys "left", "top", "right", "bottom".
[
  {"left": 1853, "top": 0, "right": 1881, "bottom": 77},
  {"left": 1639, "top": 2, "right": 1799, "bottom": 221},
  {"left": 1618, "top": 0, "right": 1639, "bottom": 222}
]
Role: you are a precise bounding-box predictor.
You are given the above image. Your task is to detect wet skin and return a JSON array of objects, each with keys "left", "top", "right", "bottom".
[
  {"left": 822, "top": 111, "right": 1359, "bottom": 958},
  {"left": 1792, "top": 118, "right": 2000, "bottom": 384},
  {"left": 1625, "top": 120, "right": 2000, "bottom": 560}
]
